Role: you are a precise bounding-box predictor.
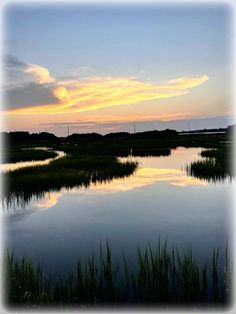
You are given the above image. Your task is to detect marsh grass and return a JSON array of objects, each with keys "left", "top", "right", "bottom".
[
  {"left": 3, "top": 132, "right": 232, "bottom": 206},
  {"left": 4, "top": 243, "right": 231, "bottom": 308},
  {"left": 3, "top": 147, "right": 57, "bottom": 163},
  {"left": 2, "top": 155, "right": 138, "bottom": 208},
  {"left": 186, "top": 146, "right": 234, "bottom": 181},
  {"left": 186, "top": 159, "right": 228, "bottom": 181}
]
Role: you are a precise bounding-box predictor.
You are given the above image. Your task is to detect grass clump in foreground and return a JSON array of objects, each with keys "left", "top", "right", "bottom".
[{"left": 4, "top": 243, "right": 231, "bottom": 309}]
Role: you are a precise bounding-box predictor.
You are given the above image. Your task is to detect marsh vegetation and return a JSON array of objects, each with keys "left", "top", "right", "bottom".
[
  {"left": 187, "top": 146, "right": 234, "bottom": 181},
  {"left": 2, "top": 128, "right": 234, "bottom": 309},
  {"left": 4, "top": 242, "right": 231, "bottom": 308},
  {"left": 2, "top": 155, "right": 138, "bottom": 208},
  {"left": 2, "top": 147, "right": 58, "bottom": 163}
]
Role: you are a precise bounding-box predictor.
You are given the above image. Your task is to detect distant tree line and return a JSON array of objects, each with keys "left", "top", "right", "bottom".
[
  {"left": 1, "top": 125, "right": 234, "bottom": 145},
  {"left": 1, "top": 131, "right": 57, "bottom": 145}
]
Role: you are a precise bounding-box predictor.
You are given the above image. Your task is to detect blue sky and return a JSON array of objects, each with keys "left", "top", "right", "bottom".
[{"left": 3, "top": 3, "right": 233, "bottom": 135}]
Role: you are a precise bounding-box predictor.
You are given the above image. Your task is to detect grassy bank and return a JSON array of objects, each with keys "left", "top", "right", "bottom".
[
  {"left": 2, "top": 155, "right": 138, "bottom": 207},
  {"left": 4, "top": 243, "right": 231, "bottom": 308},
  {"left": 3, "top": 147, "right": 57, "bottom": 163}
]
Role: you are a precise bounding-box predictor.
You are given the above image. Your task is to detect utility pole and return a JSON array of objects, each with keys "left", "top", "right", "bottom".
[
  {"left": 133, "top": 122, "right": 136, "bottom": 133},
  {"left": 188, "top": 120, "right": 190, "bottom": 132},
  {"left": 67, "top": 125, "right": 70, "bottom": 137}
]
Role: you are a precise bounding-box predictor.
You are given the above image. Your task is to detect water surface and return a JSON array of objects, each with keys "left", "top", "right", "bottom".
[{"left": 3, "top": 147, "right": 233, "bottom": 277}]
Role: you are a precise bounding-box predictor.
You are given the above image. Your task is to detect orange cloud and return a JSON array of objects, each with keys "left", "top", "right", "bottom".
[
  {"left": 5, "top": 70, "right": 209, "bottom": 115},
  {"left": 24, "top": 64, "right": 55, "bottom": 84}
]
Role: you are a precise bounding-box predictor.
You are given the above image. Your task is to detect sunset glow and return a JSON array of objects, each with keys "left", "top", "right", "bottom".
[
  {"left": 3, "top": 4, "right": 231, "bottom": 135},
  {"left": 5, "top": 72, "right": 209, "bottom": 115}
]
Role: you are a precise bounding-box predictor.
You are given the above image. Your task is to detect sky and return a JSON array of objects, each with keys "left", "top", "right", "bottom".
[{"left": 1, "top": 3, "right": 234, "bottom": 135}]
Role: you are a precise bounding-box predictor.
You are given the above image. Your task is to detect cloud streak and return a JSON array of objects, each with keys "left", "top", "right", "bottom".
[
  {"left": 7, "top": 78, "right": 209, "bottom": 115},
  {"left": 3, "top": 56, "right": 209, "bottom": 115}
]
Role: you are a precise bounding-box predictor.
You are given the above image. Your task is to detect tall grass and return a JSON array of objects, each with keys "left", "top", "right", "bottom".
[
  {"left": 2, "top": 155, "right": 138, "bottom": 208},
  {"left": 4, "top": 243, "right": 231, "bottom": 308},
  {"left": 186, "top": 146, "right": 234, "bottom": 182},
  {"left": 186, "top": 159, "right": 228, "bottom": 182}
]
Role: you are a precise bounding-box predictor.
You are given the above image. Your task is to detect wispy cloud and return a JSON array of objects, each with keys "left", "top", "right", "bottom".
[
  {"left": 3, "top": 56, "right": 209, "bottom": 115},
  {"left": 167, "top": 75, "right": 209, "bottom": 89},
  {"left": 24, "top": 64, "right": 55, "bottom": 84}
]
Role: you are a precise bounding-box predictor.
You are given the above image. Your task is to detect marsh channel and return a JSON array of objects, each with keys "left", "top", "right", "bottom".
[{"left": 2, "top": 147, "right": 233, "bottom": 278}]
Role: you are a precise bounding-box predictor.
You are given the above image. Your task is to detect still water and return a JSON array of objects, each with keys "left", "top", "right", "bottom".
[{"left": 3, "top": 147, "right": 233, "bottom": 277}]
